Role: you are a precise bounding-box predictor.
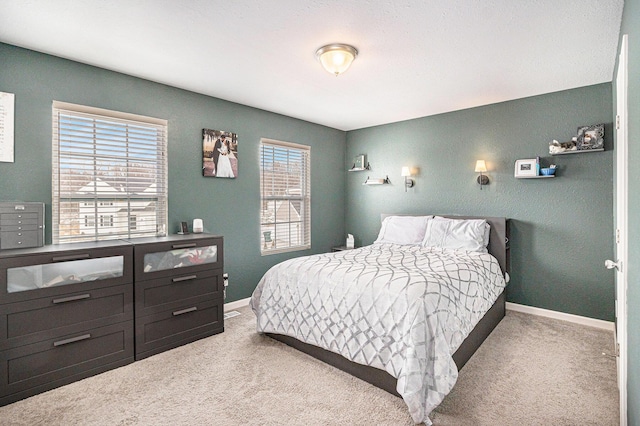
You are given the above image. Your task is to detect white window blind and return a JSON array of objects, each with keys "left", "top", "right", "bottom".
[
  {"left": 52, "top": 101, "right": 168, "bottom": 243},
  {"left": 260, "top": 138, "right": 310, "bottom": 255}
]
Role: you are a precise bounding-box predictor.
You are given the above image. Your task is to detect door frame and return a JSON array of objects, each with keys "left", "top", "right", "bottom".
[{"left": 614, "top": 33, "right": 628, "bottom": 426}]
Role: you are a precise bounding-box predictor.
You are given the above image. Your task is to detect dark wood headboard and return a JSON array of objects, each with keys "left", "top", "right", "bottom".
[{"left": 380, "top": 214, "right": 509, "bottom": 277}]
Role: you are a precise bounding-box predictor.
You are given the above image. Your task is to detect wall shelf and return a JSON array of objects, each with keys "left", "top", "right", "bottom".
[
  {"left": 516, "top": 175, "right": 554, "bottom": 179},
  {"left": 348, "top": 163, "right": 370, "bottom": 172},
  {"left": 550, "top": 148, "right": 604, "bottom": 156},
  {"left": 363, "top": 176, "right": 390, "bottom": 185}
]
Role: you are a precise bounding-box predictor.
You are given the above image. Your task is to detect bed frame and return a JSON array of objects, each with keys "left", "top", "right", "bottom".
[{"left": 267, "top": 215, "right": 510, "bottom": 398}]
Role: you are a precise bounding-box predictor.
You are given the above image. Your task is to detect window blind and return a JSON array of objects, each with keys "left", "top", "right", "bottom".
[
  {"left": 52, "top": 101, "right": 168, "bottom": 243},
  {"left": 259, "top": 138, "right": 311, "bottom": 254}
]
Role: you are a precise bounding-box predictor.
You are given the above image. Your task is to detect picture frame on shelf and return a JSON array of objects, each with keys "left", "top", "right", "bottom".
[
  {"left": 514, "top": 159, "right": 537, "bottom": 178},
  {"left": 576, "top": 123, "right": 604, "bottom": 150},
  {"left": 348, "top": 154, "right": 369, "bottom": 171},
  {"left": 178, "top": 221, "right": 189, "bottom": 234}
]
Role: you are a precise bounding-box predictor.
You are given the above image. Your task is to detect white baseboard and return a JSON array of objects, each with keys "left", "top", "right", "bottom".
[
  {"left": 224, "top": 297, "right": 251, "bottom": 311},
  {"left": 506, "top": 302, "right": 614, "bottom": 331},
  {"left": 224, "top": 297, "right": 614, "bottom": 331}
]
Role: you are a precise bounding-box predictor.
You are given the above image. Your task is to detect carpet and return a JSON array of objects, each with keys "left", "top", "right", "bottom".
[{"left": 0, "top": 306, "right": 618, "bottom": 425}]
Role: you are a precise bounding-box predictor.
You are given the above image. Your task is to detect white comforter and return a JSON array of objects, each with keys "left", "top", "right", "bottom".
[{"left": 250, "top": 243, "right": 506, "bottom": 424}]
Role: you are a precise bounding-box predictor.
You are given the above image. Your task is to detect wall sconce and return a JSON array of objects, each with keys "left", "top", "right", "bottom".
[
  {"left": 475, "top": 160, "right": 489, "bottom": 189},
  {"left": 401, "top": 167, "right": 414, "bottom": 192}
]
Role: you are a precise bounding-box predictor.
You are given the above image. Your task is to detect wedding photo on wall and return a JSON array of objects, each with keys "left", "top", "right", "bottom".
[{"left": 202, "top": 128, "right": 238, "bottom": 178}]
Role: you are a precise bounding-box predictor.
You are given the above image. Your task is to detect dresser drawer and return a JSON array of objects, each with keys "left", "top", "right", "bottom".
[
  {"left": 133, "top": 236, "right": 223, "bottom": 280},
  {"left": 135, "top": 297, "right": 223, "bottom": 359},
  {"left": 0, "top": 203, "right": 42, "bottom": 215},
  {"left": 0, "top": 284, "right": 133, "bottom": 350},
  {"left": 1, "top": 224, "right": 40, "bottom": 232},
  {"left": 136, "top": 268, "right": 222, "bottom": 317},
  {"left": 0, "top": 244, "right": 133, "bottom": 303},
  {"left": 0, "top": 214, "right": 40, "bottom": 226},
  {"left": 0, "top": 231, "right": 39, "bottom": 250},
  {"left": 0, "top": 321, "right": 134, "bottom": 400}
]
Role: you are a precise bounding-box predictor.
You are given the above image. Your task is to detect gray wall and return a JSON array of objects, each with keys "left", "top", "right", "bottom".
[
  {"left": 0, "top": 43, "right": 347, "bottom": 302},
  {"left": 617, "top": 0, "right": 640, "bottom": 421},
  {"left": 346, "top": 84, "right": 614, "bottom": 322}
]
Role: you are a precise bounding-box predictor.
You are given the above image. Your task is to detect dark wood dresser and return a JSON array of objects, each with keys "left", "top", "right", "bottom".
[
  {"left": 128, "top": 234, "right": 224, "bottom": 360},
  {"left": 0, "top": 234, "right": 224, "bottom": 405},
  {"left": 0, "top": 241, "right": 135, "bottom": 406}
]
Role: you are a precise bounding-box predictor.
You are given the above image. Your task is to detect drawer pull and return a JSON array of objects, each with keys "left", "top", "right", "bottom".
[
  {"left": 172, "top": 274, "right": 197, "bottom": 283},
  {"left": 52, "top": 293, "right": 91, "bottom": 304},
  {"left": 173, "top": 306, "right": 197, "bottom": 316},
  {"left": 53, "top": 333, "right": 91, "bottom": 347},
  {"left": 172, "top": 243, "right": 197, "bottom": 249},
  {"left": 52, "top": 253, "right": 91, "bottom": 262}
]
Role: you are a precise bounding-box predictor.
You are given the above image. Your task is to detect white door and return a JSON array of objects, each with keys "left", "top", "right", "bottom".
[{"left": 607, "top": 33, "right": 628, "bottom": 426}]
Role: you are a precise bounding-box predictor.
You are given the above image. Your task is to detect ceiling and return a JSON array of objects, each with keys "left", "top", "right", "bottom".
[{"left": 0, "top": 0, "right": 624, "bottom": 131}]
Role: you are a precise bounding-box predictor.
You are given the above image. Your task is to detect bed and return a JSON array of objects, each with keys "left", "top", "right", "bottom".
[{"left": 251, "top": 215, "right": 509, "bottom": 425}]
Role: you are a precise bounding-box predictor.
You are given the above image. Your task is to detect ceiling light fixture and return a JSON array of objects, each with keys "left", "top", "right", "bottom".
[{"left": 315, "top": 43, "right": 358, "bottom": 76}]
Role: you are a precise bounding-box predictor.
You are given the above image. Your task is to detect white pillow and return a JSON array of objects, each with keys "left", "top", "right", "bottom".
[
  {"left": 375, "top": 215, "right": 433, "bottom": 245},
  {"left": 422, "top": 216, "right": 490, "bottom": 253}
]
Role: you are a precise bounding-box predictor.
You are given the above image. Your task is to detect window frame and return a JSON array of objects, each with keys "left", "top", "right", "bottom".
[
  {"left": 259, "top": 138, "right": 311, "bottom": 255},
  {"left": 52, "top": 101, "right": 168, "bottom": 243}
]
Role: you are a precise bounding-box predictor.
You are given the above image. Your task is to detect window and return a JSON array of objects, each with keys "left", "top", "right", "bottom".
[
  {"left": 52, "top": 101, "right": 168, "bottom": 243},
  {"left": 259, "top": 138, "right": 310, "bottom": 254},
  {"left": 99, "top": 215, "right": 114, "bottom": 227},
  {"left": 84, "top": 215, "right": 95, "bottom": 227}
]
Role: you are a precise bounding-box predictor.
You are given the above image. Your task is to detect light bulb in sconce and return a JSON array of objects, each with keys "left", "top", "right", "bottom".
[
  {"left": 475, "top": 160, "right": 489, "bottom": 189},
  {"left": 401, "top": 167, "right": 414, "bottom": 192}
]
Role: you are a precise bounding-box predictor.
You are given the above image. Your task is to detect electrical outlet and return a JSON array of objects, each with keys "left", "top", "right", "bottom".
[{"left": 222, "top": 273, "right": 229, "bottom": 299}]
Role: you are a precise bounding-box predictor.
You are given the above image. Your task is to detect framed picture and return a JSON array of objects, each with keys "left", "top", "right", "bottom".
[
  {"left": 576, "top": 123, "right": 604, "bottom": 150},
  {"left": 354, "top": 154, "right": 366, "bottom": 169},
  {"left": 202, "top": 129, "right": 238, "bottom": 178},
  {"left": 514, "top": 159, "right": 537, "bottom": 177},
  {"left": 178, "top": 221, "right": 189, "bottom": 234}
]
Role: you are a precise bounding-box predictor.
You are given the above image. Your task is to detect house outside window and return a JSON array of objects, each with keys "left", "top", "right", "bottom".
[
  {"left": 52, "top": 101, "right": 168, "bottom": 243},
  {"left": 259, "top": 138, "right": 310, "bottom": 255}
]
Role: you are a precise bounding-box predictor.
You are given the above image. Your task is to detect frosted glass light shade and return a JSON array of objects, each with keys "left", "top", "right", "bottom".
[
  {"left": 401, "top": 166, "right": 411, "bottom": 177},
  {"left": 475, "top": 160, "right": 487, "bottom": 173},
  {"left": 315, "top": 44, "right": 358, "bottom": 76}
]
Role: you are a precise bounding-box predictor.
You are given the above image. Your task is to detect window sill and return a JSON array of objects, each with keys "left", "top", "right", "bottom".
[{"left": 261, "top": 245, "right": 311, "bottom": 256}]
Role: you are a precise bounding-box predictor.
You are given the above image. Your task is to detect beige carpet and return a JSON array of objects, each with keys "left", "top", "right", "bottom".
[{"left": 0, "top": 306, "right": 618, "bottom": 425}]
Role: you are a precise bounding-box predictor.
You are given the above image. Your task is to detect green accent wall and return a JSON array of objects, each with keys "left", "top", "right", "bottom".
[
  {"left": 618, "top": 0, "right": 640, "bottom": 422},
  {"left": 346, "top": 84, "right": 614, "bottom": 322},
  {"left": 0, "top": 43, "right": 346, "bottom": 303}
]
